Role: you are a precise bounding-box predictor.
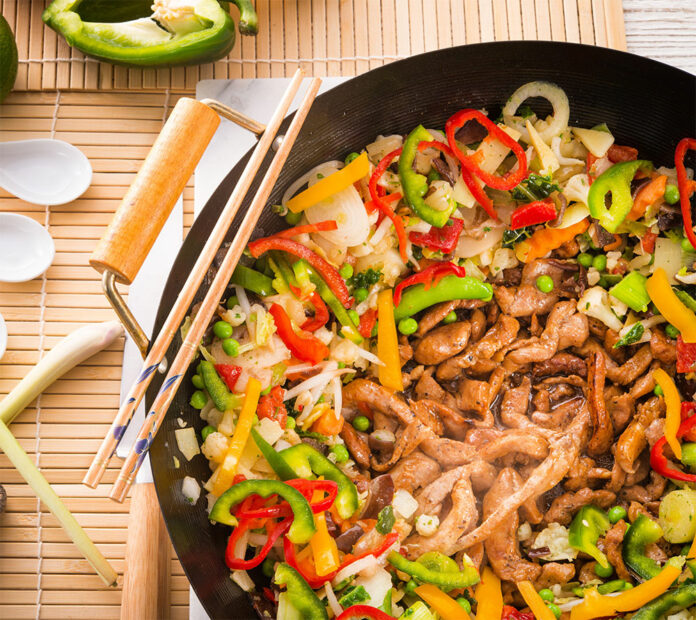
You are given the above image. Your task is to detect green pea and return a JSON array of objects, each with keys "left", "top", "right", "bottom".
[
  {"left": 261, "top": 557, "right": 275, "bottom": 578},
  {"left": 654, "top": 385, "right": 664, "bottom": 397},
  {"left": 192, "top": 374, "right": 204, "bottom": 389},
  {"left": 285, "top": 210, "right": 302, "bottom": 225},
  {"left": 592, "top": 254, "right": 608, "bottom": 272},
  {"left": 456, "top": 598, "right": 471, "bottom": 613},
  {"left": 666, "top": 324, "right": 680, "bottom": 339},
  {"left": 443, "top": 311, "right": 458, "bottom": 324},
  {"left": 354, "top": 287, "right": 369, "bottom": 303},
  {"left": 538, "top": 589, "right": 554, "bottom": 603},
  {"left": 536, "top": 275, "right": 554, "bottom": 293},
  {"left": 607, "top": 506, "right": 628, "bottom": 524},
  {"left": 190, "top": 390, "right": 207, "bottom": 410},
  {"left": 577, "top": 252, "right": 593, "bottom": 268},
  {"left": 547, "top": 603, "right": 562, "bottom": 619},
  {"left": 226, "top": 295, "right": 239, "bottom": 309},
  {"left": 665, "top": 184, "right": 680, "bottom": 205},
  {"left": 330, "top": 444, "right": 349, "bottom": 463},
  {"left": 285, "top": 416, "right": 296, "bottom": 430},
  {"left": 222, "top": 338, "right": 240, "bottom": 357},
  {"left": 398, "top": 317, "right": 418, "bottom": 335},
  {"left": 213, "top": 320, "right": 233, "bottom": 340},
  {"left": 404, "top": 579, "right": 419, "bottom": 594},
  {"left": 371, "top": 323, "right": 378, "bottom": 338},
  {"left": 201, "top": 425, "right": 216, "bottom": 441},
  {"left": 348, "top": 309, "right": 360, "bottom": 326},
  {"left": 345, "top": 152, "right": 360, "bottom": 165},
  {"left": 352, "top": 415, "right": 371, "bottom": 432},
  {"left": 339, "top": 263, "right": 354, "bottom": 279},
  {"left": 594, "top": 562, "right": 614, "bottom": 578}
]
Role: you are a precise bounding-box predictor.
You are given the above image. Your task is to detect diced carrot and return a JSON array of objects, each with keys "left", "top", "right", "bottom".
[{"left": 311, "top": 408, "right": 344, "bottom": 436}]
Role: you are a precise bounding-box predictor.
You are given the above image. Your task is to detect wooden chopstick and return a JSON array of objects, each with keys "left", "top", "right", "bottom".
[
  {"left": 110, "top": 77, "right": 323, "bottom": 502},
  {"left": 83, "top": 69, "right": 306, "bottom": 489}
]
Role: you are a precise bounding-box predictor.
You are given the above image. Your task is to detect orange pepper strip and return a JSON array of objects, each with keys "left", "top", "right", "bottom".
[
  {"left": 653, "top": 367, "right": 682, "bottom": 460},
  {"left": 415, "top": 584, "right": 471, "bottom": 620},
  {"left": 517, "top": 581, "right": 556, "bottom": 620},
  {"left": 516, "top": 218, "right": 589, "bottom": 263},
  {"left": 377, "top": 289, "right": 403, "bottom": 391},
  {"left": 627, "top": 174, "right": 668, "bottom": 220},
  {"left": 474, "top": 567, "right": 503, "bottom": 620},
  {"left": 311, "top": 407, "right": 344, "bottom": 436}
]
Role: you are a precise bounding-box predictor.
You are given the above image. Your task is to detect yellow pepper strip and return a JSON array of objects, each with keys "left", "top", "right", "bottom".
[
  {"left": 309, "top": 488, "right": 340, "bottom": 576},
  {"left": 211, "top": 377, "right": 262, "bottom": 496},
  {"left": 415, "top": 584, "right": 471, "bottom": 620},
  {"left": 474, "top": 566, "right": 503, "bottom": 620},
  {"left": 647, "top": 267, "right": 696, "bottom": 343},
  {"left": 286, "top": 152, "right": 370, "bottom": 213},
  {"left": 653, "top": 367, "right": 682, "bottom": 460},
  {"left": 517, "top": 581, "right": 556, "bottom": 620},
  {"left": 377, "top": 289, "right": 404, "bottom": 392},
  {"left": 570, "top": 562, "right": 682, "bottom": 620}
]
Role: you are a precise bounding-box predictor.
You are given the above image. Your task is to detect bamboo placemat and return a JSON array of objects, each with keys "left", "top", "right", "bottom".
[
  {"left": 2, "top": 0, "right": 626, "bottom": 91},
  {"left": 0, "top": 1, "right": 627, "bottom": 619}
]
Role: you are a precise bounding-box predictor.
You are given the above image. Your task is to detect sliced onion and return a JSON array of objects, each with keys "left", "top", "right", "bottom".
[
  {"left": 283, "top": 365, "right": 353, "bottom": 401},
  {"left": 503, "top": 81, "right": 570, "bottom": 144},
  {"left": 366, "top": 135, "right": 403, "bottom": 163},
  {"left": 332, "top": 555, "right": 379, "bottom": 587},
  {"left": 305, "top": 184, "right": 371, "bottom": 247},
  {"left": 549, "top": 202, "right": 590, "bottom": 229},
  {"left": 332, "top": 377, "right": 342, "bottom": 421},
  {"left": 282, "top": 160, "right": 342, "bottom": 207},
  {"left": 551, "top": 136, "right": 584, "bottom": 166},
  {"left": 324, "top": 582, "right": 343, "bottom": 617},
  {"left": 454, "top": 224, "right": 505, "bottom": 258}
]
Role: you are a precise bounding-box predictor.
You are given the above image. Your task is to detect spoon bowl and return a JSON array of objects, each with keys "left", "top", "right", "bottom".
[
  {"left": 0, "top": 213, "right": 55, "bottom": 282},
  {"left": 0, "top": 139, "right": 92, "bottom": 205}
]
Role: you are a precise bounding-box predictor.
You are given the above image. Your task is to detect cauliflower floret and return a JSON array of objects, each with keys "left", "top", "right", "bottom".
[
  {"left": 221, "top": 305, "right": 246, "bottom": 327},
  {"left": 330, "top": 338, "right": 369, "bottom": 371},
  {"left": 201, "top": 431, "right": 229, "bottom": 464},
  {"left": 533, "top": 522, "right": 578, "bottom": 561},
  {"left": 577, "top": 286, "right": 623, "bottom": 331},
  {"left": 415, "top": 514, "right": 440, "bottom": 537}
]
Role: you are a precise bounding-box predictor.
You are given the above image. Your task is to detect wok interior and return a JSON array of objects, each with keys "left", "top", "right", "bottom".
[{"left": 147, "top": 41, "right": 696, "bottom": 618}]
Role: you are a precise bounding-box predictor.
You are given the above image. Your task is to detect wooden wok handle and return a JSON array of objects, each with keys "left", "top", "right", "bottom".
[
  {"left": 90, "top": 98, "right": 219, "bottom": 284},
  {"left": 120, "top": 483, "right": 170, "bottom": 620}
]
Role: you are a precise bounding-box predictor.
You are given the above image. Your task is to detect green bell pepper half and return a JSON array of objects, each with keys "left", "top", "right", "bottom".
[
  {"left": 622, "top": 513, "right": 664, "bottom": 581},
  {"left": 632, "top": 582, "right": 696, "bottom": 620},
  {"left": 277, "top": 443, "right": 359, "bottom": 519},
  {"left": 587, "top": 160, "right": 653, "bottom": 233},
  {"left": 198, "top": 360, "right": 242, "bottom": 412},
  {"left": 209, "top": 479, "right": 316, "bottom": 544},
  {"left": 393, "top": 275, "right": 493, "bottom": 321},
  {"left": 230, "top": 264, "right": 274, "bottom": 297},
  {"left": 274, "top": 563, "right": 329, "bottom": 620},
  {"left": 43, "top": 0, "right": 258, "bottom": 68},
  {"left": 399, "top": 125, "right": 454, "bottom": 228},
  {"left": 568, "top": 505, "right": 612, "bottom": 569},
  {"left": 387, "top": 550, "right": 480, "bottom": 590}
]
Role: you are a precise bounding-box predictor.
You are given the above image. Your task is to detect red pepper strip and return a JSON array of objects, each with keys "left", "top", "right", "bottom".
[
  {"left": 368, "top": 148, "right": 409, "bottom": 261},
  {"left": 677, "top": 335, "right": 696, "bottom": 373},
  {"left": 214, "top": 364, "right": 242, "bottom": 392},
  {"left": 225, "top": 515, "right": 292, "bottom": 570},
  {"left": 510, "top": 199, "right": 557, "bottom": 229},
  {"left": 236, "top": 480, "right": 338, "bottom": 519},
  {"left": 262, "top": 587, "right": 275, "bottom": 603},
  {"left": 642, "top": 229, "right": 657, "bottom": 254},
  {"left": 249, "top": 236, "right": 353, "bottom": 308},
  {"left": 682, "top": 402, "right": 696, "bottom": 442},
  {"left": 301, "top": 291, "right": 330, "bottom": 332},
  {"left": 445, "top": 109, "right": 528, "bottom": 191},
  {"left": 675, "top": 138, "right": 696, "bottom": 251},
  {"left": 418, "top": 139, "right": 455, "bottom": 157},
  {"left": 461, "top": 164, "right": 498, "bottom": 220},
  {"left": 650, "top": 413, "right": 696, "bottom": 482},
  {"left": 365, "top": 191, "right": 401, "bottom": 215},
  {"left": 276, "top": 220, "right": 338, "bottom": 238},
  {"left": 358, "top": 308, "right": 377, "bottom": 339},
  {"left": 409, "top": 218, "right": 464, "bottom": 253},
  {"left": 393, "top": 262, "right": 466, "bottom": 307},
  {"left": 502, "top": 605, "right": 535, "bottom": 620},
  {"left": 336, "top": 605, "right": 394, "bottom": 620},
  {"left": 269, "top": 303, "right": 329, "bottom": 365}
]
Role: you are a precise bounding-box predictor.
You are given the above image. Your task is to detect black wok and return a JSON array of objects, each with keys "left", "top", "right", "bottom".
[{"left": 147, "top": 41, "right": 696, "bottom": 619}]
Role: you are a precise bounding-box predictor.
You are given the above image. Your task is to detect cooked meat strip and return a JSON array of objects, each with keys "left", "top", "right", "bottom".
[
  {"left": 535, "top": 563, "right": 576, "bottom": 590},
  {"left": 410, "top": 399, "right": 445, "bottom": 435},
  {"left": 531, "top": 395, "right": 585, "bottom": 429},
  {"left": 340, "top": 423, "right": 370, "bottom": 468},
  {"left": 623, "top": 454, "right": 651, "bottom": 486},
  {"left": 414, "top": 372, "right": 462, "bottom": 417},
  {"left": 604, "top": 520, "right": 632, "bottom": 581},
  {"left": 604, "top": 329, "right": 625, "bottom": 363},
  {"left": 628, "top": 500, "right": 654, "bottom": 522},
  {"left": 615, "top": 396, "right": 665, "bottom": 474},
  {"left": 563, "top": 456, "right": 612, "bottom": 492},
  {"left": 399, "top": 342, "right": 414, "bottom": 366},
  {"left": 533, "top": 353, "right": 587, "bottom": 378},
  {"left": 456, "top": 377, "right": 492, "bottom": 419},
  {"left": 374, "top": 410, "right": 398, "bottom": 434},
  {"left": 605, "top": 388, "right": 634, "bottom": 432},
  {"left": 605, "top": 460, "right": 628, "bottom": 493},
  {"left": 494, "top": 260, "right": 567, "bottom": 317},
  {"left": 343, "top": 379, "right": 415, "bottom": 425},
  {"left": 630, "top": 363, "right": 659, "bottom": 399},
  {"left": 587, "top": 352, "right": 614, "bottom": 456},
  {"left": 645, "top": 418, "right": 665, "bottom": 448},
  {"left": 388, "top": 451, "right": 441, "bottom": 492},
  {"left": 483, "top": 468, "right": 542, "bottom": 583},
  {"left": 499, "top": 376, "right": 534, "bottom": 428},
  {"left": 544, "top": 488, "right": 616, "bottom": 526},
  {"left": 533, "top": 388, "right": 551, "bottom": 413},
  {"left": 470, "top": 308, "right": 487, "bottom": 342},
  {"left": 413, "top": 398, "right": 469, "bottom": 440},
  {"left": 416, "top": 299, "right": 485, "bottom": 337},
  {"left": 650, "top": 328, "right": 677, "bottom": 364},
  {"left": 621, "top": 472, "right": 667, "bottom": 504},
  {"left": 558, "top": 313, "right": 590, "bottom": 350},
  {"left": 606, "top": 345, "right": 653, "bottom": 385},
  {"left": 437, "top": 315, "right": 519, "bottom": 380},
  {"left": 506, "top": 301, "right": 578, "bottom": 365},
  {"left": 414, "top": 321, "right": 471, "bottom": 365},
  {"left": 371, "top": 419, "right": 431, "bottom": 472}
]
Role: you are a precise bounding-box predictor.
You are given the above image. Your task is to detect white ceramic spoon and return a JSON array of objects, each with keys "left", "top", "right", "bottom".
[
  {"left": 0, "top": 139, "right": 92, "bottom": 205},
  {"left": 0, "top": 213, "right": 55, "bottom": 283}
]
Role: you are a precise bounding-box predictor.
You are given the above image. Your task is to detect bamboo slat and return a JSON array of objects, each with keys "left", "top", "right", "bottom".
[{"left": 0, "top": 1, "right": 627, "bottom": 618}]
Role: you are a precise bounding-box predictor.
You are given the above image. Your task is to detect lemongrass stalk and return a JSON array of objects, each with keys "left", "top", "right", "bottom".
[
  {"left": 0, "top": 321, "right": 123, "bottom": 425},
  {"left": 0, "top": 419, "right": 118, "bottom": 585}
]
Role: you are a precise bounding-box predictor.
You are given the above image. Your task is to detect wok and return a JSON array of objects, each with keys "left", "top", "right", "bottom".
[{"left": 147, "top": 41, "right": 696, "bottom": 618}]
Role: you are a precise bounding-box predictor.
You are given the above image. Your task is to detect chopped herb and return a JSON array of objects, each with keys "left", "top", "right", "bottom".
[
  {"left": 517, "top": 104, "right": 536, "bottom": 119},
  {"left": 614, "top": 323, "right": 645, "bottom": 348},
  {"left": 338, "top": 585, "right": 370, "bottom": 607},
  {"left": 502, "top": 226, "right": 533, "bottom": 248},
  {"left": 347, "top": 268, "right": 383, "bottom": 290},
  {"left": 484, "top": 226, "right": 491, "bottom": 232},
  {"left": 511, "top": 173, "right": 561, "bottom": 203},
  {"left": 376, "top": 505, "right": 395, "bottom": 534}
]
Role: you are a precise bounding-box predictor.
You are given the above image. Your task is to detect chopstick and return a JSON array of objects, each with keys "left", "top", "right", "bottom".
[
  {"left": 110, "top": 77, "right": 323, "bottom": 502},
  {"left": 83, "top": 69, "right": 306, "bottom": 489}
]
